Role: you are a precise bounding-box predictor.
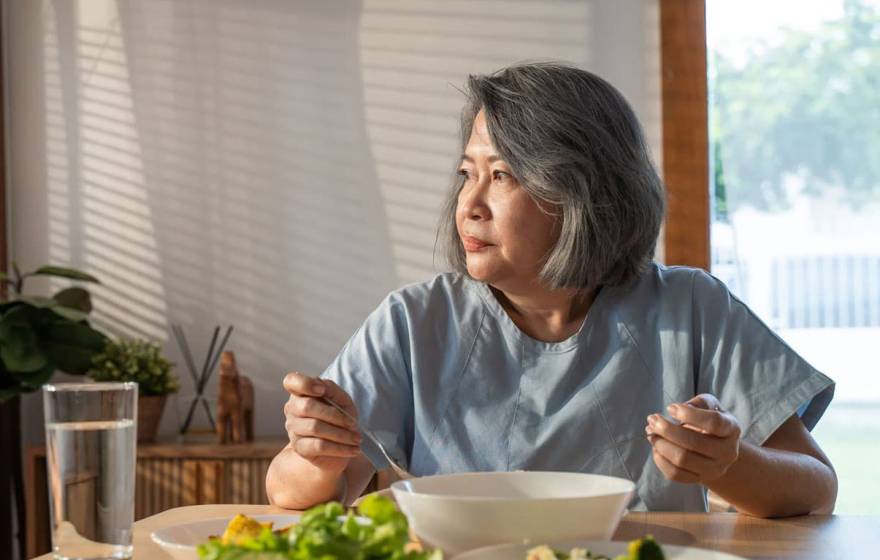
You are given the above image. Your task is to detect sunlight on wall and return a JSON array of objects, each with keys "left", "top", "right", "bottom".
[
  {"left": 14, "top": 0, "right": 662, "bottom": 440},
  {"left": 44, "top": 1, "right": 169, "bottom": 342}
]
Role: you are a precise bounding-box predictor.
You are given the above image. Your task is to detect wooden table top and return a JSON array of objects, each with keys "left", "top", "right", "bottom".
[{"left": 33, "top": 504, "right": 880, "bottom": 559}]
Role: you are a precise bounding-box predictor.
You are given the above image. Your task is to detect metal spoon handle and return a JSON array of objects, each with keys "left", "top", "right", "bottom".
[{"left": 320, "top": 397, "right": 411, "bottom": 479}]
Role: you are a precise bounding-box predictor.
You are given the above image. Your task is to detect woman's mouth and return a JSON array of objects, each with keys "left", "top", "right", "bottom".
[{"left": 462, "top": 236, "right": 492, "bottom": 252}]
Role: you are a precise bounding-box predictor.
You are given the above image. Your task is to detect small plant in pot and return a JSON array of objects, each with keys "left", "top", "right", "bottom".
[{"left": 88, "top": 338, "right": 178, "bottom": 443}]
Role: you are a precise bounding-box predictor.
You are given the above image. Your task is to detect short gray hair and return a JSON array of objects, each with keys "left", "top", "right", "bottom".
[{"left": 438, "top": 62, "right": 665, "bottom": 291}]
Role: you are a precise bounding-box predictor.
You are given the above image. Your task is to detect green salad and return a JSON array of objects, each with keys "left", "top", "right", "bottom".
[
  {"left": 197, "top": 495, "right": 441, "bottom": 560},
  {"left": 525, "top": 536, "right": 665, "bottom": 560}
]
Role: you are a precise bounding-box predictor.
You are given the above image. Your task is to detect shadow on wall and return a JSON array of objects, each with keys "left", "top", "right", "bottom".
[
  {"left": 25, "top": 0, "right": 661, "bottom": 441},
  {"left": 41, "top": 0, "right": 396, "bottom": 437},
  {"left": 116, "top": 0, "right": 397, "bottom": 385}
]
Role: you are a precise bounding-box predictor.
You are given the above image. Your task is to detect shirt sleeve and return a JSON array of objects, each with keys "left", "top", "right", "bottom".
[
  {"left": 320, "top": 294, "right": 414, "bottom": 472},
  {"left": 691, "top": 269, "right": 835, "bottom": 446}
]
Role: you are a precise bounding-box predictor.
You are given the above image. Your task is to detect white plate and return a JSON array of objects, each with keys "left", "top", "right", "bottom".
[
  {"left": 150, "top": 514, "right": 300, "bottom": 560},
  {"left": 453, "top": 539, "right": 748, "bottom": 560}
]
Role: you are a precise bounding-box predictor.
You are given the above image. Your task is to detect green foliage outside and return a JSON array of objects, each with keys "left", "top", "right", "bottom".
[
  {"left": 89, "top": 338, "right": 178, "bottom": 396},
  {"left": 0, "top": 264, "right": 108, "bottom": 401},
  {"left": 711, "top": 0, "right": 880, "bottom": 213}
]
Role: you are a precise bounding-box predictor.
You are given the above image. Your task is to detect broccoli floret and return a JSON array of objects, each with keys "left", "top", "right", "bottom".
[{"left": 627, "top": 535, "right": 664, "bottom": 560}]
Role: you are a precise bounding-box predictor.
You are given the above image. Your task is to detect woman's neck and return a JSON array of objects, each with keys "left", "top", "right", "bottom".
[{"left": 490, "top": 282, "right": 598, "bottom": 343}]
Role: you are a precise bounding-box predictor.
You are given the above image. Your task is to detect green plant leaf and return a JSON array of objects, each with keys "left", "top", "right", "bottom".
[
  {"left": 16, "top": 363, "right": 56, "bottom": 390},
  {"left": 48, "top": 305, "right": 88, "bottom": 323},
  {"left": 43, "top": 322, "right": 108, "bottom": 375},
  {"left": 0, "top": 300, "right": 24, "bottom": 316},
  {"left": 4, "top": 299, "right": 78, "bottom": 325},
  {"left": 52, "top": 287, "right": 93, "bottom": 313},
  {"left": 0, "top": 304, "right": 47, "bottom": 329},
  {"left": 33, "top": 266, "right": 100, "bottom": 284},
  {"left": 0, "top": 322, "right": 49, "bottom": 372},
  {"left": 16, "top": 295, "right": 88, "bottom": 322},
  {"left": 0, "top": 383, "right": 25, "bottom": 402},
  {"left": 19, "top": 295, "right": 56, "bottom": 308},
  {"left": 88, "top": 338, "right": 177, "bottom": 395}
]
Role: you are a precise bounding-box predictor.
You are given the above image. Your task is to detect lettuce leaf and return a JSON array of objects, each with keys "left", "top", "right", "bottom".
[{"left": 197, "top": 496, "right": 440, "bottom": 560}]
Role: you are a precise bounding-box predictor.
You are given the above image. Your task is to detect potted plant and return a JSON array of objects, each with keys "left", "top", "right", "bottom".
[
  {"left": 0, "top": 263, "right": 108, "bottom": 559},
  {"left": 0, "top": 264, "right": 108, "bottom": 399},
  {"left": 88, "top": 338, "right": 179, "bottom": 443}
]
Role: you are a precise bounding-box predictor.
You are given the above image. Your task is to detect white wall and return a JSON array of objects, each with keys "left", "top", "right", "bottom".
[{"left": 6, "top": 0, "right": 662, "bottom": 446}]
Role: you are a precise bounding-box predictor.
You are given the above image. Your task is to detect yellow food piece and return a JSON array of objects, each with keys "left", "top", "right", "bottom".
[
  {"left": 526, "top": 545, "right": 559, "bottom": 560},
  {"left": 627, "top": 538, "right": 640, "bottom": 557},
  {"left": 220, "top": 514, "right": 273, "bottom": 545}
]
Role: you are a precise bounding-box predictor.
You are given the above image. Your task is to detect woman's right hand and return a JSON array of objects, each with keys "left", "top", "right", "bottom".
[{"left": 282, "top": 372, "right": 362, "bottom": 473}]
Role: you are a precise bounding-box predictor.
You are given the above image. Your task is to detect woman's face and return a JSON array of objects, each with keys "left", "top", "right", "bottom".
[{"left": 455, "top": 109, "right": 560, "bottom": 291}]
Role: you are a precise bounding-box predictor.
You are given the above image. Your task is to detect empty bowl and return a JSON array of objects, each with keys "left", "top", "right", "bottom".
[{"left": 390, "top": 471, "right": 635, "bottom": 555}]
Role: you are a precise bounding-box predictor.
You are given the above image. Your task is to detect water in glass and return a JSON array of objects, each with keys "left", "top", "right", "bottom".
[{"left": 43, "top": 383, "right": 137, "bottom": 560}]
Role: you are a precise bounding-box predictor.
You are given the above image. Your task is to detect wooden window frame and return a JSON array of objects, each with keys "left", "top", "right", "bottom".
[{"left": 660, "top": 0, "right": 710, "bottom": 270}]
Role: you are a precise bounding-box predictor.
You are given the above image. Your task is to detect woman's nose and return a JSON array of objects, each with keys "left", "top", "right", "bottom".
[{"left": 459, "top": 178, "right": 490, "bottom": 221}]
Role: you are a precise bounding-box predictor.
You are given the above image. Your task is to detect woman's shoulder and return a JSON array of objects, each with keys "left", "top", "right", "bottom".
[
  {"left": 649, "top": 262, "right": 736, "bottom": 305},
  {"left": 617, "top": 261, "right": 704, "bottom": 299},
  {"left": 610, "top": 262, "right": 730, "bottom": 317},
  {"left": 379, "top": 272, "right": 484, "bottom": 323}
]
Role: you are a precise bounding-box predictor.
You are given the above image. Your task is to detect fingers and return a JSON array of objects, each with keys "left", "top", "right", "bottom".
[
  {"left": 646, "top": 414, "right": 727, "bottom": 459},
  {"left": 283, "top": 372, "right": 326, "bottom": 397},
  {"left": 282, "top": 372, "right": 363, "bottom": 466},
  {"left": 284, "top": 394, "right": 354, "bottom": 430},
  {"left": 288, "top": 417, "right": 361, "bottom": 447},
  {"left": 294, "top": 437, "right": 361, "bottom": 460},
  {"left": 686, "top": 393, "right": 722, "bottom": 411},
  {"left": 647, "top": 395, "right": 742, "bottom": 484},
  {"left": 649, "top": 435, "right": 720, "bottom": 478},
  {"left": 668, "top": 402, "right": 740, "bottom": 438},
  {"left": 649, "top": 440, "right": 700, "bottom": 484},
  {"left": 284, "top": 373, "right": 358, "bottom": 416},
  {"left": 321, "top": 379, "right": 358, "bottom": 417}
]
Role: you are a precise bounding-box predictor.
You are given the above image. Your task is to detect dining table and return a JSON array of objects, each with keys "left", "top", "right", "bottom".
[{"left": 32, "top": 503, "right": 880, "bottom": 559}]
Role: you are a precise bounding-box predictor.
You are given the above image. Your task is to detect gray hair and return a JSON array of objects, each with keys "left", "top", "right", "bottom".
[{"left": 438, "top": 62, "right": 665, "bottom": 291}]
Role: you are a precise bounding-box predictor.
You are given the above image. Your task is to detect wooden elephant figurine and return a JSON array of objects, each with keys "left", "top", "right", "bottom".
[{"left": 216, "top": 351, "right": 254, "bottom": 444}]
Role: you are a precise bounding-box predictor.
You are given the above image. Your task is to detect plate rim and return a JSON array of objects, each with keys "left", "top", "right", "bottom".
[
  {"left": 451, "top": 538, "right": 750, "bottom": 560},
  {"left": 150, "top": 513, "right": 303, "bottom": 550}
]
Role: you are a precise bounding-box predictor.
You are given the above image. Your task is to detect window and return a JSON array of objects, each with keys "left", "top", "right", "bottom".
[{"left": 708, "top": 0, "right": 880, "bottom": 513}]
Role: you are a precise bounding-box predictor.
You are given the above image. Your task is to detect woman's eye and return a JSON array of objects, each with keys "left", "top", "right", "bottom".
[
  {"left": 493, "top": 170, "right": 510, "bottom": 181},
  {"left": 458, "top": 169, "right": 471, "bottom": 180}
]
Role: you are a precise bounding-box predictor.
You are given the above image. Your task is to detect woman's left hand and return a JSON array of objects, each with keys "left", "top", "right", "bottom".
[{"left": 646, "top": 393, "right": 742, "bottom": 484}]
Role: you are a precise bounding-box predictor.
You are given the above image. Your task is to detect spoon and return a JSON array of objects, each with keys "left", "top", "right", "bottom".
[{"left": 321, "top": 397, "right": 413, "bottom": 480}]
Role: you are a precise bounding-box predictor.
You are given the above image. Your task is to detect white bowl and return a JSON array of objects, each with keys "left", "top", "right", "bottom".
[
  {"left": 391, "top": 471, "right": 634, "bottom": 555},
  {"left": 150, "top": 514, "right": 300, "bottom": 560},
  {"left": 453, "top": 539, "right": 748, "bottom": 560}
]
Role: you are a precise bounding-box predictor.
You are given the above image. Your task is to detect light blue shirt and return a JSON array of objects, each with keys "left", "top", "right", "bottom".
[{"left": 322, "top": 263, "right": 834, "bottom": 511}]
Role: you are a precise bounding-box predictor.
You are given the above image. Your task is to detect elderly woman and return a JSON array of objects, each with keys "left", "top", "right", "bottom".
[{"left": 266, "top": 63, "right": 836, "bottom": 517}]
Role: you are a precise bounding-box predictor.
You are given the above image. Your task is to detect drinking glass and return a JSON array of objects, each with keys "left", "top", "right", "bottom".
[{"left": 43, "top": 382, "right": 137, "bottom": 559}]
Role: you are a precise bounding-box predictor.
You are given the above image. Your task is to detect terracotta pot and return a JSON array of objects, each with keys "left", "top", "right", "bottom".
[{"left": 137, "top": 394, "right": 168, "bottom": 443}]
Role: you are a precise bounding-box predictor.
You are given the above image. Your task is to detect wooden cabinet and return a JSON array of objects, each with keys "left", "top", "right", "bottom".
[{"left": 25, "top": 439, "right": 285, "bottom": 558}]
